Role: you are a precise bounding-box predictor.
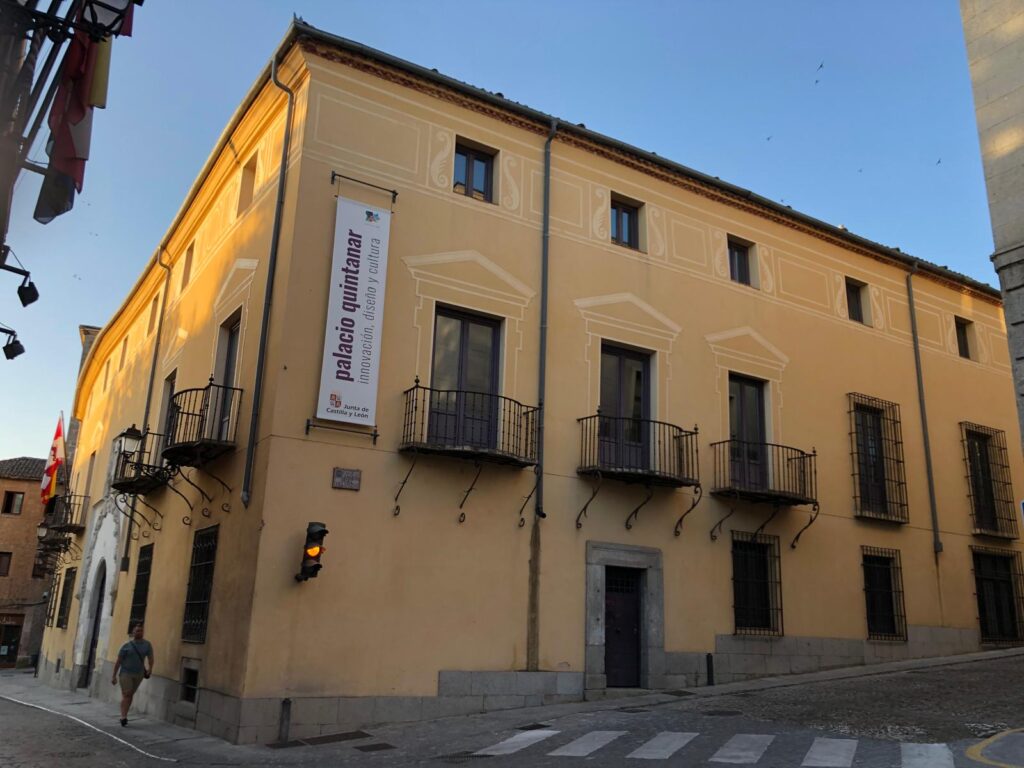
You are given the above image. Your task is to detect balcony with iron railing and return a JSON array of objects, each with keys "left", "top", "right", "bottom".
[
  {"left": 577, "top": 413, "right": 700, "bottom": 487},
  {"left": 48, "top": 493, "right": 88, "bottom": 534},
  {"left": 111, "top": 430, "right": 171, "bottom": 494},
  {"left": 398, "top": 382, "right": 539, "bottom": 467},
  {"left": 711, "top": 439, "right": 817, "bottom": 506},
  {"left": 162, "top": 378, "right": 243, "bottom": 467}
]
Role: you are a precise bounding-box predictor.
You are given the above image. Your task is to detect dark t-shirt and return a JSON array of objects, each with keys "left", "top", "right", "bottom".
[{"left": 117, "top": 639, "right": 153, "bottom": 676}]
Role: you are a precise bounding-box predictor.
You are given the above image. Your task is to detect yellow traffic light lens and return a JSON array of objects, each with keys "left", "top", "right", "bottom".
[{"left": 305, "top": 545, "right": 321, "bottom": 558}]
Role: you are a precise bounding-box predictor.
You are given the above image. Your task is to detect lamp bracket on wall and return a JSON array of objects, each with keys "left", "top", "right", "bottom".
[
  {"left": 457, "top": 462, "right": 483, "bottom": 523},
  {"left": 753, "top": 504, "right": 780, "bottom": 537},
  {"left": 673, "top": 484, "right": 703, "bottom": 537},
  {"left": 329, "top": 170, "right": 399, "bottom": 207},
  {"left": 710, "top": 505, "right": 736, "bottom": 542},
  {"left": 392, "top": 456, "right": 417, "bottom": 516},
  {"left": 516, "top": 478, "right": 538, "bottom": 528},
  {"left": 576, "top": 473, "right": 602, "bottom": 530},
  {"left": 306, "top": 418, "right": 380, "bottom": 445},
  {"left": 790, "top": 502, "right": 821, "bottom": 549},
  {"left": 624, "top": 485, "right": 654, "bottom": 530}
]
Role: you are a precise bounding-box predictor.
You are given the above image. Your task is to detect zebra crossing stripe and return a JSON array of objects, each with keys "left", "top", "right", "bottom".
[
  {"left": 548, "top": 730, "right": 627, "bottom": 757},
  {"left": 627, "top": 731, "right": 699, "bottom": 759},
  {"left": 710, "top": 734, "right": 775, "bottom": 764},
  {"left": 802, "top": 737, "right": 858, "bottom": 767},
  {"left": 900, "top": 743, "right": 955, "bottom": 768},
  {"left": 473, "top": 729, "right": 560, "bottom": 756}
]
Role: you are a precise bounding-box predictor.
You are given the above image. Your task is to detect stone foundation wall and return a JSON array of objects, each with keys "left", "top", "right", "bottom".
[{"left": 661, "top": 626, "right": 980, "bottom": 687}]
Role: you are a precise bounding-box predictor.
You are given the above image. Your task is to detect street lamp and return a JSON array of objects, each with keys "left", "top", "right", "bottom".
[
  {"left": 113, "top": 423, "right": 142, "bottom": 459},
  {"left": 80, "top": 0, "right": 140, "bottom": 37},
  {"left": 17, "top": 277, "right": 37, "bottom": 306},
  {"left": 35, "top": 520, "right": 48, "bottom": 540},
  {"left": 2, "top": 332, "right": 23, "bottom": 359}
]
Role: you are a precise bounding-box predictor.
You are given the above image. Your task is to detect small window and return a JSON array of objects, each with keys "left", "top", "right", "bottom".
[
  {"left": 118, "top": 336, "right": 128, "bottom": 371},
  {"left": 56, "top": 567, "right": 76, "bottom": 628},
  {"left": 731, "top": 531, "right": 782, "bottom": 636},
  {"left": 31, "top": 556, "right": 47, "bottom": 579},
  {"left": 181, "top": 666, "right": 199, "bottom": 703},
  {"left": 180, "top": 245, "right": 194, "bottom": 293},
  {"left": 1, "top": 491, "right": 24, "bottom": 516},
  {"left": 610, "top": 197, "right": 640, "bottom": 249},
  {"left": 955, "top": 317, "right": 972, "bottom": 359},
  {"left": 237, "top": 154, "right": 257, "bottom": 215},
  {"left": 147, "top": 295, "right": 159, "bottom": 335},
  {"left": 849, "top": 394, "right": 908, "bottom": 523},
  {"left": 961, "top": 423, "right": 1017, "bottom": 537},
  {"left": 128, "top": 544, "right": 154, "bottom": 633},
  {"left": 862, "top": 547, "right": 907, "bottom": 641},
  {"left": 103, "top": 359, "right": 110, "bottom": 391},
  {"left": 453, "top": 143, "right": 494, "bottom": 202},
  {"left": 845, "top": 278, "right": 868, "bottom": 324},
  {"left": 728, "top": 238, "right": 752, "bottom": 286},
  {"left": 0, "top": 552, "right": 10, "bottom": 577},
  {"left": 182, "top": 526, "right": 218, "bottom": 643},
  {"left": 972, "top": 547, "right": 1024, "bottom": 643}
]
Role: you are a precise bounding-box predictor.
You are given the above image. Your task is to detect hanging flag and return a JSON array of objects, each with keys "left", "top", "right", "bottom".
[{"left": 40, "top": 417, "right": 65, "bottom": 505}]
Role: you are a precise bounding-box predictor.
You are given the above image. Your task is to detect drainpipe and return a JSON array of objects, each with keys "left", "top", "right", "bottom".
[
  {"left": 121, "top": 248, "right": 171, "bottom": 572},
  {"left": 906, "top": 262, "right": 943, "bottom": 558},
  {"left": 527, "top": 119, "right": 558, "bottom": 672},
  {"left": 241, "top": 55, "right": 295, "bottom": 507}
]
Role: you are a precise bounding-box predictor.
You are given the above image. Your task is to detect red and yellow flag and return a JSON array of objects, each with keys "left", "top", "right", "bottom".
[{"left": 41, "top": 417, "right": 65, "bottom": 504}]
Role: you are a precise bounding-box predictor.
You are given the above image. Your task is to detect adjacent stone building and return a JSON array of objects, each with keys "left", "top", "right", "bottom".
[
  {"left": 40, "top": 20, "right": 1024, "bottom": 745},
  {"left": 0, "top": 457, "right": 47, "bottom": 667},
  {"left": 961, "top": 0, "right": 1024, "bottom": 441}
]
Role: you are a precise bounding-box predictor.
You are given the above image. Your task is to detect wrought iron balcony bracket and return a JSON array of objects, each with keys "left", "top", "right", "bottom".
[
  {"left": 673, "top": 484, "right": 703, "bottom": 537},
  {"left": 576, "top": 473, "right": 602, "bottom": 530}
]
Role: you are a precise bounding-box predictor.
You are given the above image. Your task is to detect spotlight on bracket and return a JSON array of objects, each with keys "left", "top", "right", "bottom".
[{"left": 18, "top": 278, "right": 38, "bottom": 307}]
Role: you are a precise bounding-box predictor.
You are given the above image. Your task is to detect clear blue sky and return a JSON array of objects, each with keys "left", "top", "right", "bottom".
[{"left": 0, "top": 0, "right": 991, "bottom": 459}]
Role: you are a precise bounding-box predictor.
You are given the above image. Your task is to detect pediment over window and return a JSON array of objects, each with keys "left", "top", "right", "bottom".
[
  {"left": 705, "top": 326, "right": 789, "bottom": 373},
  {"left": 403, "top": 250, "right": 534, "bottom": 305},
  {"left": 574, "top": 292, "right": 681, "bottom": 342}
]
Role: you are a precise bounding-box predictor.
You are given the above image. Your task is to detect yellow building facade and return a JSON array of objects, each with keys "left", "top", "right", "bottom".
[{"left": 40, "top": 21, "right": 1024, "bottom": 744}]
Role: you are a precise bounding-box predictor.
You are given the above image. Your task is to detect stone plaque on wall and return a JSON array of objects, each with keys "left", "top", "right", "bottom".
[{"left": 332, "top": 468, "right": 361, "bottom": 491}]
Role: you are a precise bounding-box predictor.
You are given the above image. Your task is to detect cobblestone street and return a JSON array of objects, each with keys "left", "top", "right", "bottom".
[{"left": 3, "top": 650, "right": 1024, "bottom": 767}]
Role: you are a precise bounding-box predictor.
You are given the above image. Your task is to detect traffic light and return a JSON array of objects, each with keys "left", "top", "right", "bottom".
[{"left": 295, "top": 522, "right": 328, "bottom": 582}]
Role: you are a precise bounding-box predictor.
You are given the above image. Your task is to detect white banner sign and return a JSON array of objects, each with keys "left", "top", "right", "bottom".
[{"left": 316, "top": 197, "right": 391, "bottom": 425}]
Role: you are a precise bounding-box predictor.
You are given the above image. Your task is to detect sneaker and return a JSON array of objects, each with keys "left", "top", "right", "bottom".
[{"left": 121, "top": 718, "right": 127, "bottom": 727}]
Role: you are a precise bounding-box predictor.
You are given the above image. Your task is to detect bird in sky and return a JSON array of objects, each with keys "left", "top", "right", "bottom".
[
  {"left": 817, "top": 61, "right": 824, "bottom": 71},
  {"left": 936, "top": 158, "right": 942, "bottom": 165},
  {"left": 766, "top": 135, "right": 772, "bottom": 142}
]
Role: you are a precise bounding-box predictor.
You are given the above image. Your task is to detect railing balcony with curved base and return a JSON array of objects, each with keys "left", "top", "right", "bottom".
[
  {"left": 162, "top": 379, "right": 243, "bottom": 468},
  {"left": 48, "top": 493, "right": 88, "bottom": 534},
  {"left": 711, "top": 439, "right": 817, "bottom": 506},
  {"left": 112, "top": 430, "right": 171, "bottom": 495},
  {"left": 577, "top": 414, "right": 700, "bottom": 488},
  {"left": 398, "top": 383, "right": 539, "bottom": 467}
]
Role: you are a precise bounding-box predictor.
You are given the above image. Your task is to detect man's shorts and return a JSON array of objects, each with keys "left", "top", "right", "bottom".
[{"left": 119, "top": 673, "right": 144, "bottom": 695}]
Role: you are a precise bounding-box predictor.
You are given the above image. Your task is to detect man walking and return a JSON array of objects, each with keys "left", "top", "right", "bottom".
[{"left": 111, "top": 623, "right": 153, "bottom": 726}]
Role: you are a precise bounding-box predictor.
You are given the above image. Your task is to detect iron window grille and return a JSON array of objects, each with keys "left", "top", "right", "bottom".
[
  {"left": 56, "top": 567, "right": 76, "bottom": 629},
  {"left": 731, "top": 531, "right": 783, "bottom": 637},
  {"left": 848, "top": 394, "right": 908, "bottom": 523},
  {"left": 861, "top": 546, "right": 907, "bottom": 641},
  {"left": 728, "top": 239, "right": 751, "bottom": 285},
  {"left": 44, "top": 571, "right": 60, "bottom": 627},
  {"left": 611, "top": 198, "right": 640, "bottom": 249},
  {"left": 960, "top": 423, "right": 1016, "bottom": 539},
  {"left": 453, "top": 143, "right": 494, "bottom": 202},
  {"left": 128, "top": 544, "right": 154, "bottom": 633},
  {"left": 182, "top": 526, "right": 218, "bottom": 644},
  {"left": 971, "top": 546, "right": 1024, "bottom": 644}
]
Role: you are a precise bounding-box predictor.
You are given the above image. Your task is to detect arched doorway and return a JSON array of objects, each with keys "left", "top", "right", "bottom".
[{"left": 80, "top": 563, "right": 106, "bottom": 689}]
